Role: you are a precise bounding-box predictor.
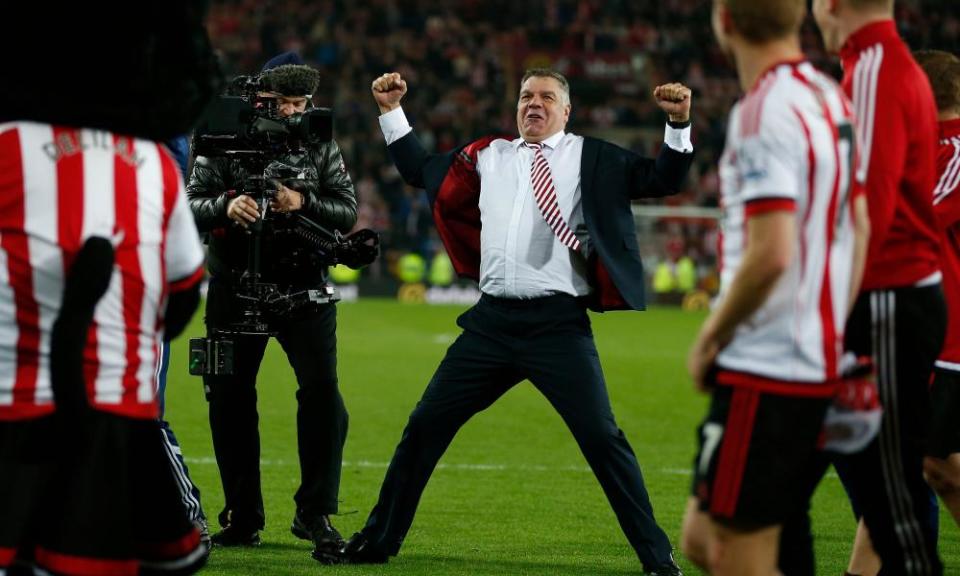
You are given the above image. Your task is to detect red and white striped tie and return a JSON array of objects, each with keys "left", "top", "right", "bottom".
[{"left": 525, "top": 141, "right": 581, "bottom": 252}]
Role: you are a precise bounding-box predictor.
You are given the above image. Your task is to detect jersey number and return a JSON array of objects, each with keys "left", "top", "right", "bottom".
[
  {"left": 698, "top": 422, "right": 725, "bottom": 476},
  {"left": 834, "top": 122, "right": 857, "bottom": 235}
]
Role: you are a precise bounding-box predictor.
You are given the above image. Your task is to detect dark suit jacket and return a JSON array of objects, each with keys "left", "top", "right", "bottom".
[{"left": 388, "top": 130, "right": 694, "bottom": 311}]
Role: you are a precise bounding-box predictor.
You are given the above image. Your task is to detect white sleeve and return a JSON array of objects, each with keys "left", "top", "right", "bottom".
[
  {"left": 663, "top": 123, "right": 693, "bottom": 153},
  {"left": 378, "top": 107, "right": 414, "bottom": 145},
  {"left": 738, "top": 110, "right": 801, "bottom": 205},
  {"left": 165, "top": 183, "right": 205, "bottom": 288}
]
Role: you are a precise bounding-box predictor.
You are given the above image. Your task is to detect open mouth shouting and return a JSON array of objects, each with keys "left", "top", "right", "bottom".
[{"left": 523, "top": 111, "right": 547, "bottom": 132}]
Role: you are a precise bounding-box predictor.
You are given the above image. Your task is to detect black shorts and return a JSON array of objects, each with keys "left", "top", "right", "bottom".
[
  {"left": 927, "top": 367, "right": 960, "bottom": 458},
  {"left": 0, "top": 412, "right": 206, "bottom": 575},
  {"left": 692, "top": 381, "right": 831, "bottom": 530}
]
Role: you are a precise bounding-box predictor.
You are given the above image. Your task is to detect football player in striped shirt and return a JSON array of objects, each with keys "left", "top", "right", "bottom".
[
  {"left": 0, "top": 123, "right": 208, "bottom": 576},
  {"left": 681, "top": 0, "right": 869, "bottom": 573}
]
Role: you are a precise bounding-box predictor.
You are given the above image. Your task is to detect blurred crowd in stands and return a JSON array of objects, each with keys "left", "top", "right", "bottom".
[{"left": 206, "top": 0, "right": 959, "bottom": 293}]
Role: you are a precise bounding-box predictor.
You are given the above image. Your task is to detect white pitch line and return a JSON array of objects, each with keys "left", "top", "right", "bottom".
[
  {"left": 183, "top": 457, "right": 692, "bottom": 475},
  {"left": 182, "top": 457, "right": 841, "bottom": 480}
]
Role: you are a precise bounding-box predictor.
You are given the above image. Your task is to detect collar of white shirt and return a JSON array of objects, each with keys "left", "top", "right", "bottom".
[{"left": 515, "top": 130, "right": 567, "bottom": 151}]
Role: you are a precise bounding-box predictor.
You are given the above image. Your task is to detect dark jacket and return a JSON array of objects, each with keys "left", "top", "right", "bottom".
[
  {"left": 388, "top": 131, "right": 693, "bottom": 311},
  {"left": 187, "top": 140, "right": 357, "bottom": 286}
]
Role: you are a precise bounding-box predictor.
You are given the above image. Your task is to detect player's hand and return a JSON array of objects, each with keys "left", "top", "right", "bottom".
[
  {"left": 687, "top": 330, "right": 720, "bottom": 393},
  {"left": 227, "top": 194, "right": 259, "bottom": 228},
  {"left": 653, "top": 82, "right": 692, "bottom": 123},
  {"left": 270, "top": 184, "right": 304, "bottom": 214},
  {"left": 372, "top": 72, "right": 408, "bottom": 114}
]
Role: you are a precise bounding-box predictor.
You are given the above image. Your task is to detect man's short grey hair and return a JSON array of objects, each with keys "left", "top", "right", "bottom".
[{"left": 520, "top": 69, "right": 571, "bottom": 106}]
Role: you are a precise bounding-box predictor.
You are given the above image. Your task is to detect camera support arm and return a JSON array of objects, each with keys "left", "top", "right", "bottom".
[{"left": 288, "top": 213, "right": 379, "bottom": 270}]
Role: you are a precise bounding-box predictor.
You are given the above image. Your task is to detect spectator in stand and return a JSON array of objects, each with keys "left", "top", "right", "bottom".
[{"left": 202, "top": 1, "right": 958, "bottom": 272}]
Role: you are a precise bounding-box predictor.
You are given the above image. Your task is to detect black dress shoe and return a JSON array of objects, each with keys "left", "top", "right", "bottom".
[
  {"left": 327, "top": 532, "right": 388, "bottom": 565},
  {"left": 291, "top": 512, "right": 344, "bottom": 546},
  {"left": 292, "top": 511, "right": 345, "bottom": 564},
  {"left": 210, "top": 525, "right": 261, "bottom": 547}
]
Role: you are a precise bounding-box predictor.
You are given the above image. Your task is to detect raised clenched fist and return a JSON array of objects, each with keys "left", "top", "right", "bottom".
[
  {"left": 371, "top": 72, "right": 408, "bottom": 114},
  {"left": 653, "top": 82, "right": 693, "bottom": 123}
]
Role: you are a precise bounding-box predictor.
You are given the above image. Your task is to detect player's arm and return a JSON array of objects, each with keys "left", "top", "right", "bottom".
[
  {"left": 688, "top": 210, "right": 794, "bottom": 390},
  {"left": 848, "top": 193, "right": 870, "bottom": 311},
  {"left": 855, "top": 72, "right": 906, "bottom": 258}
]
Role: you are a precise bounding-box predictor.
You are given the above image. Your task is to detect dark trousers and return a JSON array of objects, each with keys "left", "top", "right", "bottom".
[
  {"left": 776, "top": 452, "right": 832, "bottom": 576},
  {"left": 203, "top": 279, "right": 347, "bottom": 531},
  {"left": 157, "top": 341, "right": 205, "bottom": 525},
  {"left": 775, "top": 286, "right": 947, "bottom": 576},
  {"left": 361, "top": 294, "right": 674, "bottom": 569},
  {"left": 834, "top": 286, "right": 945, "bottom": 575},
  {"left": 0, "top": 415, "right": 205, "bottom": 575}
]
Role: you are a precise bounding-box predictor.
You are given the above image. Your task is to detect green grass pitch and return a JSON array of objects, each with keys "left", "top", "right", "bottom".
[{"left": 164, "top": 299, "right": 960, "bottom": 575}]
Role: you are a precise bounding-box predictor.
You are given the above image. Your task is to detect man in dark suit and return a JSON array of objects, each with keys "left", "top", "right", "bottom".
[{"left": 331, "top": 69, "right": 694, "bottom": 575}]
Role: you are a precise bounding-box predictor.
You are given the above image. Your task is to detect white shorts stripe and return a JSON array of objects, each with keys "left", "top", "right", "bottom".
[
  {"left": 872, "top": 292, "right": 932, "bottom": 574},
  {"left": 159, "top": 426, "right": 203, "bottom": 521}
]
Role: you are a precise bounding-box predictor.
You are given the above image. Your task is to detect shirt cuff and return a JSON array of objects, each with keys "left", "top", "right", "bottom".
[
  {"left": 379, "top": 107, "right": 414, "bottom": 145},
  {"left": 744, "top": 197, "right": 796, "bottom": 217},
  {"left": 664, "top": 123, "right": 693, "bottom": 153}
]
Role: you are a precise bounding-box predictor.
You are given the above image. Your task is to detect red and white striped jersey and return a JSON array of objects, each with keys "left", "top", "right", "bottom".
[
  {"left": 715, "top": 60, "right": 861, "bottom": 393},
  {"left": 0, "top": 122, "right": 205, "bottom": 421},
  {"left": 840, "top": 20, "right": 941, "bottom": 291},
  {"left": 934, "top": 119, "right": 960, "bottom": 367}
]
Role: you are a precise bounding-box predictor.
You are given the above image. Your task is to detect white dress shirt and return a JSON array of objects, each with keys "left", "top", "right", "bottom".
[{"left": 379, "top": 107, "right": 692, "bottom": 299}]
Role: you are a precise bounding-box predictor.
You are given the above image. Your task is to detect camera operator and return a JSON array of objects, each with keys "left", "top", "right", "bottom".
[{"left": 186, "top": 57, "right": 357, "bottom": 557}]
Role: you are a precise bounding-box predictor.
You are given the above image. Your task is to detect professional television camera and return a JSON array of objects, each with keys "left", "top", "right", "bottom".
[
  {"left": 192, "top": 74, "right": 334, "bottom": 159},
  {"left": 189, "top": 74, "right": 378, "bottom": 376}
]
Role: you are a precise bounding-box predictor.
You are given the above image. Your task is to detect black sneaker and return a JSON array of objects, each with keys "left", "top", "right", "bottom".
[{"left": 210, "top": 524, "right": 261, "bottom": 547}]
